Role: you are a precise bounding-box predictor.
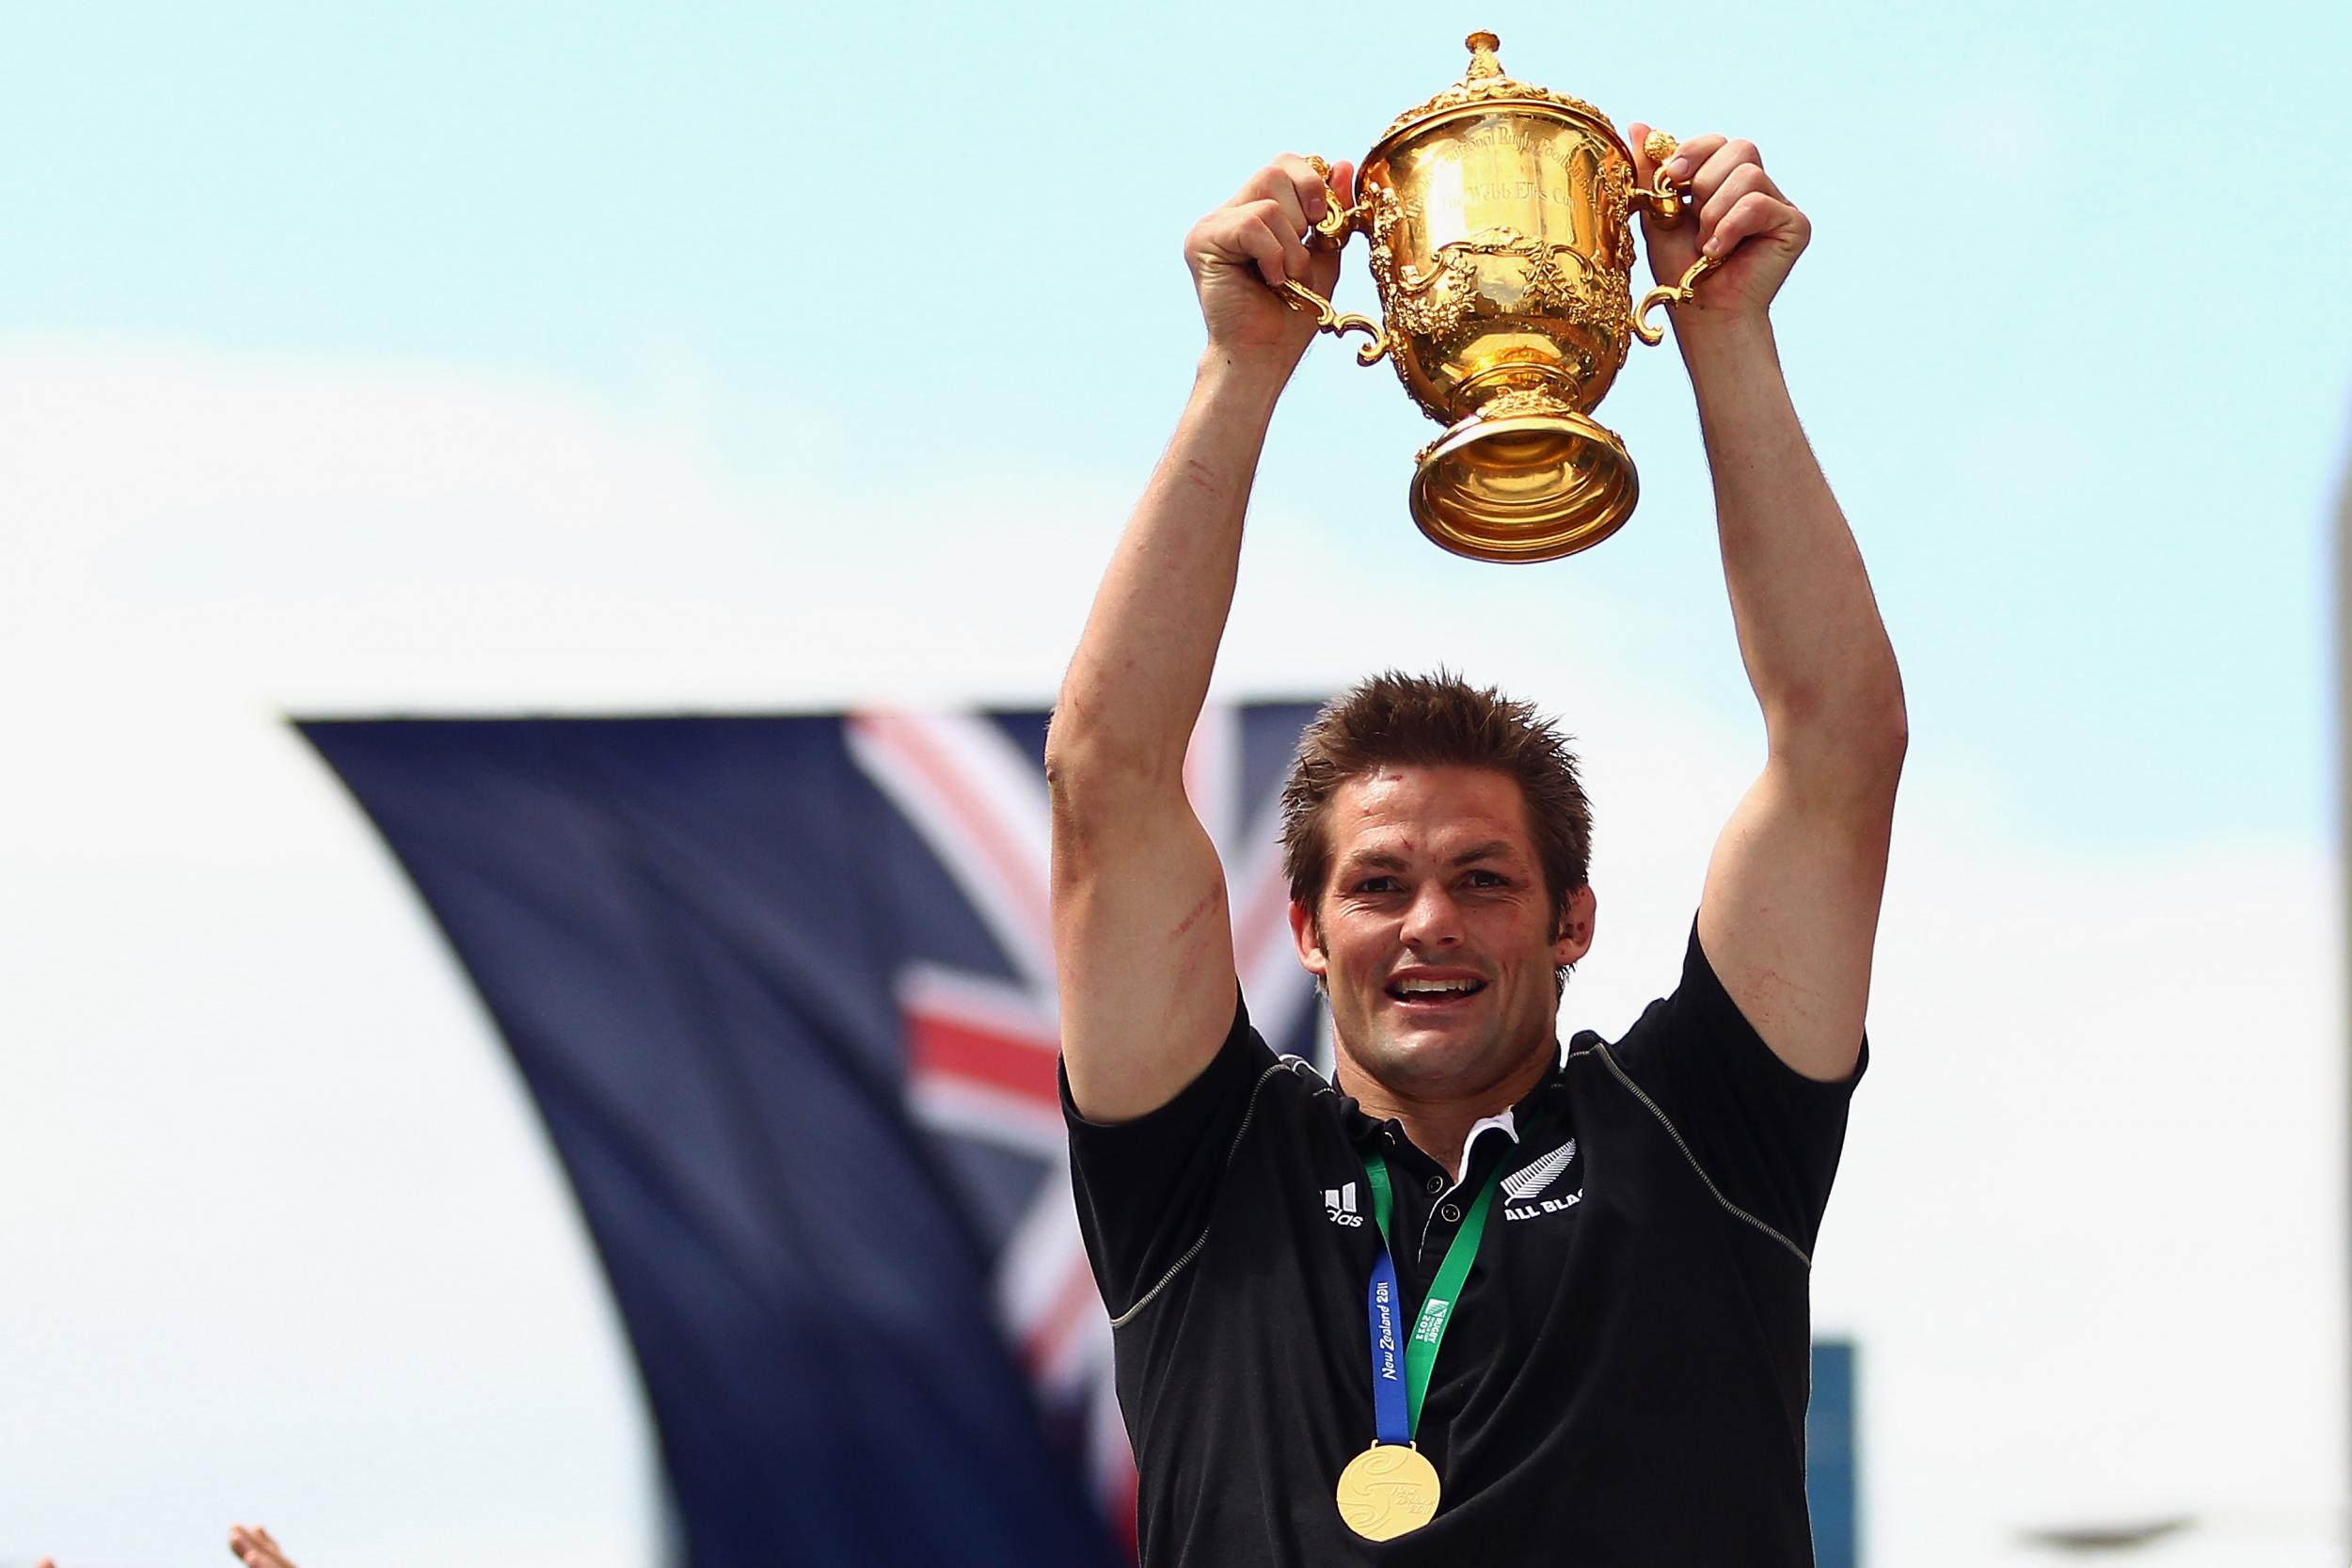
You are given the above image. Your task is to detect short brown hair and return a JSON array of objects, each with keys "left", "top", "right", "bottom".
[{"left": 1279, "top": 670, "right": 1593, "bottom": 920}]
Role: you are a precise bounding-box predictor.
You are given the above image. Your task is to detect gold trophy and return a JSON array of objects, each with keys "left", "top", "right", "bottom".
[{"left": 1280, "top": 31, "right": 1719, "bottom": 563}]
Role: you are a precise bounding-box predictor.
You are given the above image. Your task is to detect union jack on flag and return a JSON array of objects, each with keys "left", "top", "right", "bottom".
[{"left": 303, "top": 702, "right": 1327, "bottom": 1567}]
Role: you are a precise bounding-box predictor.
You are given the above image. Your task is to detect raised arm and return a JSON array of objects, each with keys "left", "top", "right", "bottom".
[
  {"left": 1629, "top": 128, "right": 1907, "bottom": 1083},
  {"left": 1049, "top": 155, "right": 1354, "bottom": 1122}
]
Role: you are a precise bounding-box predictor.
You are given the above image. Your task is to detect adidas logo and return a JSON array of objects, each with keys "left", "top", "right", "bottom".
[
  {"left": 1503, "top": 1140, "right": 1582, "bottom": 1222},
  {"left": 1324, "top": 1181, "right": 1364, "bottom": 1227}
]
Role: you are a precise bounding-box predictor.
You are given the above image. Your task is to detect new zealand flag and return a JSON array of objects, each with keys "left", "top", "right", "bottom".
[{"left": 299, "top": 705, "right": 1327, "bottom": 1568}]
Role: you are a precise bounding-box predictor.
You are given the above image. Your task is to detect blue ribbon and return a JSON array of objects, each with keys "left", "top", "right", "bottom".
[{"left": 1363, "top": 1240, "right": 1410, "bottom": 1447}]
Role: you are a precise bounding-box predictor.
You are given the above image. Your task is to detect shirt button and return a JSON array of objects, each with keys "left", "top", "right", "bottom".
[
  {"left": 1439, "top": 1202, "right": 1463, "bottom": 1224},
  {"left": 1424, "top": 1176, "right": 1446, "bottom": 1195}
]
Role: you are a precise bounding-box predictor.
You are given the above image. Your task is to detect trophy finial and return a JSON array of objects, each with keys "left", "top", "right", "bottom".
[{"left": 1465, "top": 31, "right": 1502, "bottom": 78}]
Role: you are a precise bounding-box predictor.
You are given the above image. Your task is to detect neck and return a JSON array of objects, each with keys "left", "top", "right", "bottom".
[{"left": 1337, "top": 1045, "right": 1555, "bottom": 1181}]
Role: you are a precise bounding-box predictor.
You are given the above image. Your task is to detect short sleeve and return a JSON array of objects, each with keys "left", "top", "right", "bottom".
[
  {"left": 1598, "top": 922, "right": 1867, "bottom": 1258},
  {"left": 1060, "top": 989, "right": 1279, "bottom": 1318}
]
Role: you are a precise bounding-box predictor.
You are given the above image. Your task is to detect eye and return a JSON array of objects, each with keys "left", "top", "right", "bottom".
[{"left": 1355, "top": 876, "right": 1401, "bottom": 895}]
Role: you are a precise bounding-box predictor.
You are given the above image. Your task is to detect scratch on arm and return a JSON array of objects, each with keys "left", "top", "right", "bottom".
[{"left": 1168, "top": 886, "right": 1218, "bottom": 942}]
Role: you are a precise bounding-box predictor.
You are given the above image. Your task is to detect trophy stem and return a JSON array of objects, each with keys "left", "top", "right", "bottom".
[{"left": 1408, "top": 401, "right": 1638, "bottom": 563}]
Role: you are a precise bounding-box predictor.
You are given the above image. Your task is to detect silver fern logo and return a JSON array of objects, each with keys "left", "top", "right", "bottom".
[{"left": 1502, "top": 1140, "right": 1581, "bottom": 1220}]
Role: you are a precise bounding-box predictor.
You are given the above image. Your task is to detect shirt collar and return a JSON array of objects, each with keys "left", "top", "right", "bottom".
[
  {"left": 1454, "top": 1109, "right": 1519, "bottom": 1184},
  {"left": 1333, "top": 1054, "right": 1572, "bottom": 1168}
]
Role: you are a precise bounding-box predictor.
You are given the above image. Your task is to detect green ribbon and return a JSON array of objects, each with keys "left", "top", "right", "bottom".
[{"left": 1363, "top": 1150, "right": 1507, "bottom": 1436}]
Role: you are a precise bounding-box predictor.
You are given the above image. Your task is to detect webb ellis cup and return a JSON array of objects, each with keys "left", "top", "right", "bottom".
[{"left": 1281, "top": 31, "right": 1720, "bottom": 563}]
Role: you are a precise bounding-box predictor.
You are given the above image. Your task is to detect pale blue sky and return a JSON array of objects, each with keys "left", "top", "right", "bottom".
[
  {"left": 7, "top": 0, "right": 2348, "bottom": 850},
  {"left": 6, "top": 4, "right": 2351, "bottom": 1564}
]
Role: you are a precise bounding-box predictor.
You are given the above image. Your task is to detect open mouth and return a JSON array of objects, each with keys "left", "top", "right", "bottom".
[{"left": 1386, "top": 977, "right": 1487, "bottom": 1006}]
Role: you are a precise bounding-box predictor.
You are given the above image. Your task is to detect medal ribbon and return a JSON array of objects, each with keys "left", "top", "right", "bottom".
[{"left": 1362, "top": 1151, "right": 1507, "bottom": 1441}]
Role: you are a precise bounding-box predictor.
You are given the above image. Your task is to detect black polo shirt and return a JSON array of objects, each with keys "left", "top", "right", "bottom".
[{"left": 1062, "top": 923, "right": 1864, "bottom": 1566}]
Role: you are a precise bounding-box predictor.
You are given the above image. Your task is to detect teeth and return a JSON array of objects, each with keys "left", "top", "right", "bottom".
[{"left": 1396, "top": 978, "right": 1479, "bottom": 995}]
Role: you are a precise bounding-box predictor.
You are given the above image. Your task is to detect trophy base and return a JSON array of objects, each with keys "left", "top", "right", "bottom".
[{"left": 1408, "top": 405, "right": 1638, "bottom": 564}]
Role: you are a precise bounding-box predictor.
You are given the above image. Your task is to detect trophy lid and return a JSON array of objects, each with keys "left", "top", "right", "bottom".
[{"left": 1374, "top": 30, "right": 1618, "bottom": 151}]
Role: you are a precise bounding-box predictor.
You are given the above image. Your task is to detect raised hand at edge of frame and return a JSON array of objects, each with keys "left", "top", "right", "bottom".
[
  {"left": 26, "top": 1527, "right": 299, "bottom": 1568},
  {"left": 1184, "top": 154, "right": 1359, "bottom": 372},
  {"left": 1627, "top": 124, "right": 1812, "bottom": 327},
  {"left": 227, "top": 1525, "right": 297, "bottom": 1568}
]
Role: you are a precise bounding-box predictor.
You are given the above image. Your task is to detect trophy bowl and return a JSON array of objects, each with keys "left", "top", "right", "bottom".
[{"left": 1281, "top": 31, "right": 1714, "bottom": 563}]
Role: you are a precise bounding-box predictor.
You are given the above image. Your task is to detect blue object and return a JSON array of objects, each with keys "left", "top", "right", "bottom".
[
  {"left": 1807, "top": 1338, "right": 1859, "bottom": 1568},
  {"left": 301, "top": 707, "right": 1327, "bottom": 1568}
]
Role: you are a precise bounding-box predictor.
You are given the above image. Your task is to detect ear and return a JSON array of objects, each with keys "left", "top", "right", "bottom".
[
  {"left": 1289, "top": 896, "right": 1329, "bottom": 980},
  {"left": 1552, "top": 885, "right": 1597, "bottom": 967}
]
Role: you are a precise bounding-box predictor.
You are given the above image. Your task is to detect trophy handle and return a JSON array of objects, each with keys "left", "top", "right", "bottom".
[
  {"left": 1625, "top": 133, "right": 1719, "bottom": 347},
  {"left": 1277, "top": 279, "right": 1391, "bottom": 366},
  {"left": 1632, "top": 255, "right": 1722, "bottom": 346},
  {"left": 1629, "top": 129, "right": 1692, "bottom": 226},
  {"left": 1629, "top": 170, "right": 1691, "bottom": 224},
  {"left": 1274, "top": 154, "right": 1393, "bottom": 367},
  {"left": 1302, "top": 153, "right": 1364, "bottom": 246}
]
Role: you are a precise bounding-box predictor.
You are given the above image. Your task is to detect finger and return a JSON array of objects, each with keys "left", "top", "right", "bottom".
[
  {"left": 1696, "top": 162, "right": 1781, "bottom": 246},
  {"left": 229, "top": 1524, "right": 288, "bottom": 1568},
  {"left": 1234, "top": 161, "right": 1311, "bottom": 240},
  {"left": 1329, "top": 158, "right": 1358, "bottom": 212},
  {"left": 1301, "top": 222, "right": 1346, "bottom": 295},
  {"left": 1706, "top": 189, "right": 1807, "bottom": 261},
  {"left": 1659, "top": 131, "right": 1726, "bottom": 188},
  {"left": 1193, "top": 199, "right": 1307, "bottom": 287},
  {"left": 1229, "top": 204, "right": 1306, "bottom": 287},
  {"left": 1687, "top": 136, "right": 1762, "bottom": 207},
  {"left": 1249, "top": 199, "right": 1313, "bottom": 283},
  {"left": 1270, "top": 153, "right": 1331, "bottom": 229}
]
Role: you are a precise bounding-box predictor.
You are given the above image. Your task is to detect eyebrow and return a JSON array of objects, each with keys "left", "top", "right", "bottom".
[{"left": 1337, "top": 840, "right": 1517, "bottom": 873}]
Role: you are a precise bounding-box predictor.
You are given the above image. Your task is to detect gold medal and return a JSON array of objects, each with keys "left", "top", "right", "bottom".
[{"left": 1335, "top": 1442, "right": 1441, "bottom": 1540}]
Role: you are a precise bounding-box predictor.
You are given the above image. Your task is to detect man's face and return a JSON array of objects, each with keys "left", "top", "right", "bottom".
[{"left": 1289, "top": 764, "right": 1596, "bottom": 1104}]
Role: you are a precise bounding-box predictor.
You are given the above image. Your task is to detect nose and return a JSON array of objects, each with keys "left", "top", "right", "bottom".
[{"left": 1399, "top": 882, "right": 1464, "bottom": 950}]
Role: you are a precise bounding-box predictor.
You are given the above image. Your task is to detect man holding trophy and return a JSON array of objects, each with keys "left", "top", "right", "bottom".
[{"left": 1049, "top": 35, "right": 1903, "bottom": 1566}]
